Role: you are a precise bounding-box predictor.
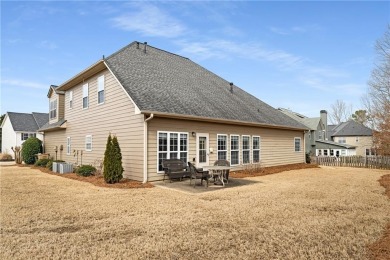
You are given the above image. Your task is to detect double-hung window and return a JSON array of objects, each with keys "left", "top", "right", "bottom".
[
  {"left": 338, "top": 137, "right": 346, "bottom": 144},
  {"left": 69, "top": 91, "right": 73, "bottom": 108},
  {"left": 97, "top": 75, "right": 105, "bottom": 104},
  {"left": 217, "top": 134, "right": 228, "bottom": 160},
  {"left": 294, "top": 137, "right": 301, "bottom": 152},
  {"left": 67, "top": 137, "right": 71, "bottom": 155},
  {"left": 50, "top": 99, "right": 57, "bottom": 119},
  {"left": 242, "top": 135, "right": 250, "bottom": 164},
  {"left": 21, "top": 133, "right": 36, "bottom": 141},
  {"left": 158, "top": 132, "right": 188, "bottom": 172},
  {"left": 230, "top": 135, "right": 239, "bottom": 165},
  {"left": 252, "top": 136, "right": 260, "bottom": 163},
  {"left": 82, "top": 83, "right": 89, "bottom": 109},
  {"left": 85, "top": 135, "right": 92, "bottom": 151}
]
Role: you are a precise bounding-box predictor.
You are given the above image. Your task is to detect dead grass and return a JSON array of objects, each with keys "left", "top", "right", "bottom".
[
  {"left": 232, "top": 162, "right": 319, "bottom": 178},
  {"left": 1, "top": 165, "right": 389, "bottom": 259}
]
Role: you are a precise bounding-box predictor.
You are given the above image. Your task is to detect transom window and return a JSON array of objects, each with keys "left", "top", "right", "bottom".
[
  {"left": 50, "top": 99, "right": 57, "bottom": 119},
  {"left": 83, "top": 83, "right": 89, "bottom": 109},
  {"left": 252, "top": 136, "right": 260, "bottom": 163},
  {"left": 85, "top": 135, "right": 92, "bottom": 151},
  {"left": 230, "top": 135, "right": 239, "bottom": 165},
  {"left": 294, "top": 137, "right": 301, "bottom": 152},
  {"left": 217, "top": 134, "right": 228, "bottom": 160},
  {"left": 98, "top": 75, "right": 105, "bottom": 104},
  {"left": 242, "top": 135, "right": 250, "bottom": 164},
  {"left": 158, "top": 132, "right": 188, "bottom": 172}
]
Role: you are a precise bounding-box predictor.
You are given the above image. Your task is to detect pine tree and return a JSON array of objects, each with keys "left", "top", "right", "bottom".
[
  {"left": 103, "top": 134, "right": 113, "bottom": 183},
  {"left": 111, "top": 135, "right": 124, "bottom": 183}
]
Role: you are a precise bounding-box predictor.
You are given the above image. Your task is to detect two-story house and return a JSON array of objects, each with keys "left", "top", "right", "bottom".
[
  {"left": 39, "top": 41, "right": 308, "bottom": 182},
  {"left": 1, "top": 112, "right": 48, "bottom": 158}
]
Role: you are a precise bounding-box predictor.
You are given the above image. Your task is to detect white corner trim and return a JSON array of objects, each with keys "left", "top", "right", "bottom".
[{"left": 104, "top": 61, "right": 142, "bottom": 114}]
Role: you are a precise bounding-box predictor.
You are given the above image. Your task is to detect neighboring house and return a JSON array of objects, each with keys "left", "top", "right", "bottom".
[
  {"left": 327, "top": 120, "right": 374, "bottom": 156},
  {"left": 1, "top": 112, "right": 48, "bottom": 158},
  {"left": 39, "top": 41, "right": 308, "bottom": 182},
  {"left": 278, "top": 108, "right": 327, "bottom": 155}
]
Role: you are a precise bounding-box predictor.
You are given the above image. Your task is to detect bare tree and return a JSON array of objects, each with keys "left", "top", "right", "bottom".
[
  {"left": 365, "top": 25, "right": 390, "bottom": 155},
  {"left": 329, "top": 99, "right": 352, "bottom": 124}
]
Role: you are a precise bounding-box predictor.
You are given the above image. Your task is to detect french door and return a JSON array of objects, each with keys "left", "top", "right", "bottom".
[{"left": 196, "top": 133, "right": 209, "bottom": 168}]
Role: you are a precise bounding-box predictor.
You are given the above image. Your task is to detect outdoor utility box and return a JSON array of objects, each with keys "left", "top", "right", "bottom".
[{"left": 59, "top": 163, "right": 73, "bottom": 174}]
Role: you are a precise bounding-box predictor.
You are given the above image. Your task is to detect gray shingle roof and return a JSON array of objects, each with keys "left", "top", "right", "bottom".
[
  {"left": 39, "top": 119, "right": 67, "bottom": 131},
  {"left": 105, "top": 42, "right": 307, "bottom": 130},
  {"left": 278, "top": 108, "right": 320, "bottom": 130},
  {"left": 7, "top": 112, "right": 49, "bottom": 132},
  {"left": 332, "top": 120, "right": 372, "bottom": 136},
  {"left": 316, "top": 139, "right": 356, "bottom": 149}
]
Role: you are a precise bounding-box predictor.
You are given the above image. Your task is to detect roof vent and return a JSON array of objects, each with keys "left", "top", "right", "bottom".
[
  {"left": 144, "top": 42, "right": 147, "bottom": 53},
  {"left": 136, "top": 42, "right": 140, "bottom": 49},
  {"left": 230, "top": 82, "right": 233, "bottom": 93}
]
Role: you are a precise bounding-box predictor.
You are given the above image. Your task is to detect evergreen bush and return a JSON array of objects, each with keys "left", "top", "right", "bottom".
[
  {"left": 21, "top": 137, "right": 42, "bottom": 164},
  {"left": 76, "top": 165, "right": 96, "bottom": 177},
  {"left": 103, "top": 134, "right": 124, "bottom": 184},
  {"left": 35, "top": 158, "right": 50, "bottom": 167}
]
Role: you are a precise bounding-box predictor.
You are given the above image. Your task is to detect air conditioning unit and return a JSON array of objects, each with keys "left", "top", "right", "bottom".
[{"left": 59, "top": 163, "right": 73, "bottom": 174}]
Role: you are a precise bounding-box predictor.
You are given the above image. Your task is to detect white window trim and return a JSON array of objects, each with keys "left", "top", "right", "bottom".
[
  {"left": 217, "top": 134, "right": 228, "bottom": 161},
  {"left": 230, "top": 134, "right": 240, "bottom": 166},
  {"left": 67, "top": 137, "right": 71, "bottom": 155},
  {"left": 82, "top": 83, "right": 89, "bottom": 109},
  {"left": 157, "top": 131, "right": 189, "bottom": 173},
  {"left": 294, "top": 137, "right": 302, "bottom": 152},
  {"left": 252, "top": 136, "right": 261, "bottom": 163},
  {"left": 85, "top": 135, "right": 92, "bottom": 151},
  {"left": 69, "top": 91, "right": 73, "bottom": 109},
  {"left": 97, "top": 75, "right": 105, "bottom": 105},
  {"left": 242, "top": 135, "right": 250, "bottom": 164},
  {"left": 50, "top": 99, "right": 57, "bottom": 119}
]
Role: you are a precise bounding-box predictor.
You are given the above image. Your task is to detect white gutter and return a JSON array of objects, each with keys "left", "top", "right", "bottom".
[{"left": 143, "top": 114, "right": 154, "bottom": 183}]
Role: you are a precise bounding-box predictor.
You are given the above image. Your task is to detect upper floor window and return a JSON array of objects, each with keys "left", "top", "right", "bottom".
[
  {"left": 50, "top": 99, "right": 57, "bottom": 119},
  {"left": 338, "top": 137, "right": 346, "bottom": 144},
  {"left": 242, "top": 135, "right": 250, "bottom": 164},
  {"left": 83, "top": 83, "right": 89, "bottom": 109},
  {"left": 21, "top": 133, "right": 36, "bottom": 141},
  {"left": 294, "top": 137, "right": 301, "bottom": 152},
  {"left": 217, "top": 134, "right": 227, "bottom": 160},
  {"left": 69, "top": 91, "right": 73, "bottom": 109},
  {"left": 98, "top": 75, "right": 105, "bottom": 104}
]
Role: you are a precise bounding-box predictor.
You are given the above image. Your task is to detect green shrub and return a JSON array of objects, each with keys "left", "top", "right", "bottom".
[
  {"left": 21, "top": 137, "right": 42, "bottom": 164},
  {"left": 76, "top": 165, "right": 96, "bottom": 177},
  {"left": 103, "top": 134, "right": 123, "bottom": 184},
  {"left": 34, "top": 158, "right": 50, "bottom": 167}
]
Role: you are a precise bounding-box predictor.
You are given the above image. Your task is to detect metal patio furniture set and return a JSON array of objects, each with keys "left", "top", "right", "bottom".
[{"left": 162, "top": 159, "right": 231, "bottom": 188}]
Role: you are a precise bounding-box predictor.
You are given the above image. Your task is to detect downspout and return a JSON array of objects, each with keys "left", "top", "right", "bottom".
[{"left": 143, "top": 114, "right": 154, "bottom": 183}]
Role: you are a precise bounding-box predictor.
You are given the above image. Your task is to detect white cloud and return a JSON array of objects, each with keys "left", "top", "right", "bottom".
[
  {"left": 1, "top": 79, "right": 47, "bottom": 90},
  {"left": 38, "top": 40, "right": 58, "bottom": 50},
  {"left": 111, "top": 3, "right": 185, "bottom": 38},
  {"left": 270, "top": 24, "right": 320, "bottom": 35},
  {"left": 176, "top": 39, "right": 303, "bottom": 68}
]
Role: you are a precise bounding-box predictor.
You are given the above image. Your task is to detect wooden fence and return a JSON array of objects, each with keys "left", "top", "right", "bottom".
[{"left": 312, "top": 156, "right": 390, "bottom": 170}]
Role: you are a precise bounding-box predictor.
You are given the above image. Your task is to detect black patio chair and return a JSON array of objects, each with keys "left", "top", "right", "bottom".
[
  {"left": 214, "top": 159, "right": 230, "bottom": 183},
  {"left": 188, "top": 162, "right": 210, "bottom": 188}
]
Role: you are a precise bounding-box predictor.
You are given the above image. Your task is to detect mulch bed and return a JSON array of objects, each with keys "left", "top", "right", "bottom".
[
  {"left": 231, "top": 163, "right": 319, "bottom": 178},
  {"left": 367, "top": 174, "right": 390, "bottom": 260}
]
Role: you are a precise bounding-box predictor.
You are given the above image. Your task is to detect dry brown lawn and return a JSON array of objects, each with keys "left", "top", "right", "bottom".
[{"left": 1, "top": 165, "right": 389, "bottom": 259}]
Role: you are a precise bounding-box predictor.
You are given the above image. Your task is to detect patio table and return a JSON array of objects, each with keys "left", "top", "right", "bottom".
[{"left": 203, "top": 165, "right": 231, "bottom": 187}]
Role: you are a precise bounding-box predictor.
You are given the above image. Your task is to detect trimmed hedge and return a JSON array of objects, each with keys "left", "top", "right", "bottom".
[
  {"left": 21, "top": 137, "right": 42, "bottom": 164},
  {"left": 35, "top": 158, "right": 51, "bottom": 167},
  {"left": 76, "top": 165, "right": 96, "bottom": 177}
]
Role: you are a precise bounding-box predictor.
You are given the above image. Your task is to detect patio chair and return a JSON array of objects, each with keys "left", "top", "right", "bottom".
[
  {"left": 214, "top": 160, "right": 230, "bottom": 183},
  {"left": 188, "top": 162, "right": 210, "bottom": 188}
]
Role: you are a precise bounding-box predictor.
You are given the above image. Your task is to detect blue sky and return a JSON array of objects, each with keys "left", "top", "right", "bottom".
[{"left": 1, "top": 1, "right": 389, "bottom": 118}]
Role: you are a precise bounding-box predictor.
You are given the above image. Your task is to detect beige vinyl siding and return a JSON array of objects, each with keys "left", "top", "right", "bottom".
[
  {"left": 43, "top": 130, "right": 66, "bottom": 160},
  {"left": 44, "top": 69, "right": 145, "bottom": 181},
  {"left": 335, "top": 136, "right": 373, "bottom": 156},
  {"left": 147, "top": 117, "right": 305, "bottom": 181}
]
